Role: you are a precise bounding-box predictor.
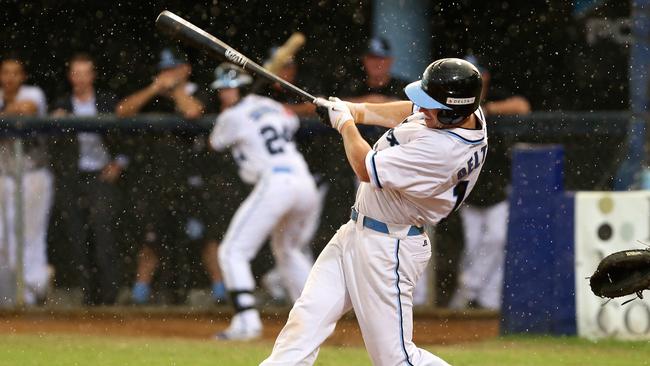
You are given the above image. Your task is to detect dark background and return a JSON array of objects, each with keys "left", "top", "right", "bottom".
[
  {"left": 0, "top": 0, "right": 631, "bottom": 111},
  {"left": 0, "top": 0, "right": 634, "bottom": 304}
]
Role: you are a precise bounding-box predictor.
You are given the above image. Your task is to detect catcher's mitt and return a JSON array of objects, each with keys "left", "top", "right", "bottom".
[{"left": 590, "top": 249, "right": 650, "bottom": 301}]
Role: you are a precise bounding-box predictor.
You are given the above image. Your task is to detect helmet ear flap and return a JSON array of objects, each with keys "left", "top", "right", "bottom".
[{"left": 437, "top": 109, "right": 466, "bottom": 125}]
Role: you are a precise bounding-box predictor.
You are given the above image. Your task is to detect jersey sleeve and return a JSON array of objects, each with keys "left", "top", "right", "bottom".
[
  {"left": 209, "top": 111, "right": 241, "bottom": 151},
  {"left": 365, "top": 136, "right": 450, "bottom": 198}
]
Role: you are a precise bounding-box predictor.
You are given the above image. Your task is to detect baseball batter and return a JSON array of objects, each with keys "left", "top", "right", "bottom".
[
  {"left": 209, "top": 63, "right": 319, "bottom": 340},
  {"left": 261, "top": 58, "right": 486, "bottom": 366}
]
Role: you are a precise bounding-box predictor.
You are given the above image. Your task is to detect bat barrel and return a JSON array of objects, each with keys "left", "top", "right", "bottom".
[{"left": 156, "top": 11, "right": 316, "bottom": 102}]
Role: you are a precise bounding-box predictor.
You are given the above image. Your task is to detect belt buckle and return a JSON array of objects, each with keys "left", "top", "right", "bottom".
[
  {"left": 351, "top": 208, "right": 366, "bottom": 232},
  {"left": 350, "top": 208, "right": 359, "bottom": 222}
]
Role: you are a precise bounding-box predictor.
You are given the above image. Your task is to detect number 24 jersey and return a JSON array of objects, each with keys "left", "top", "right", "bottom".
[{"left": 209, "top": 94, "right": 311, "bottom": 185}]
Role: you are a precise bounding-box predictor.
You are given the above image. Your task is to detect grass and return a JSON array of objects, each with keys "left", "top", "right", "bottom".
[{"left": 1, "top": 333, "right": 649, "bottom": 366}]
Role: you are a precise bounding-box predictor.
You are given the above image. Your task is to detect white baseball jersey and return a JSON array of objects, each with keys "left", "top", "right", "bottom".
[
  {"left": 356, "top": 107, "right": 488, "bottom": 226},
  {"left": 262, "top": 107, "right": 490, "bottom": 366},
  {"left": 209, "top": 94, "right": 311, "bottom": 185}
]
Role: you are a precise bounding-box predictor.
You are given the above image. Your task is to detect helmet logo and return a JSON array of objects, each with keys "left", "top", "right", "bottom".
[{"left": 446, "top": 97, "right": 476, "bottom": 105}]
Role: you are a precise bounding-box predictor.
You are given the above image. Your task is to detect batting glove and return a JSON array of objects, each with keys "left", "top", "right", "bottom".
[
  {"left": 313, "top": 97, "right": 332, "bottom": 127},
  {"left": 313, "top": 97, "right": 354, "bottom": 133}
]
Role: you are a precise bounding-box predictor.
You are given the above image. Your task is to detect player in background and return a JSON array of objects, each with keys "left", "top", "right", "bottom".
[
  {"left": 256, "top": 47, "right": 328, "bottom": 304},
  {"left": 261, "top": 58, "right": 486, "bottom": 366},
  {"left": 337, "top": 36, "right": 410, "bottom": 148},
  {"left": 338, "top": 36, "right": 408, "bottom": 104},
  {"left": 449, "top": 54, "right": 531, "bottom": 310},
  {"left": 208, "top": 63, "right": 319, "bottom": 340},
  {"left": 50, "top": 53, "right": 123, "bottom": 306},
  {"left": 260, "top": 46, "right": 318, "bottom": 118},
  {"left": 116, "top": 47, "right": 226, "bottom": 304},
  {"left": 0, "top": 54, "right": 53, "bottom": 305}
]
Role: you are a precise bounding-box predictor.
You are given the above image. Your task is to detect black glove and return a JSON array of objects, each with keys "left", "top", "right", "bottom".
[
  {"left": 313, "top": 97, "right": 331, "bottom": 127},
  {"left": 590, "top": 249, "right": 650, "bottom": 302}
]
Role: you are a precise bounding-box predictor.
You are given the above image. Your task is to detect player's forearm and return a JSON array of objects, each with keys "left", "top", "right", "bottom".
[
  {"left": 115, "top": 86, "right": 158, "bottom": 117},
  {"left": 348, "top": 101, "right": 412, "bottom": 128},
  {"left": 2, "top": 101, "right": 38, "bottom": 115},
  {"left": 483, "top": 96, "right": 531, "bottom": 116},
  {"left": 340, "top": 121, "right": 371, "bottom": 182},
  {"left": 172, "top": 89, "right": 204, "bottom": 119}
]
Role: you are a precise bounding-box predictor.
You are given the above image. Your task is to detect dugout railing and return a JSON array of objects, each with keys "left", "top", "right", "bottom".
[{"left": 0, "top": 111, "right": 633, "bottom": 309}]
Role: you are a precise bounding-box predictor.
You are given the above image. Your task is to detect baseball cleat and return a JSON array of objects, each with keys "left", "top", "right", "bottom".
[
  {"left": 214, "top": 326, "right": 262, "bottom": 341},
  {"left": 130, "top": 282, "right": 151, "bottom": 305},
  {"left": 211, "top": 282, "right": 228, "bottom": 304}
]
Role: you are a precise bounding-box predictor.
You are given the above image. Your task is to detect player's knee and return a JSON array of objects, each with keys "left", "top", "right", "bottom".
[
  {"left": 217, "top": 241, "right": 251, "bottom": 266},
  {"left": 276, "top": 246, "right": 302, "bottom": 265}
]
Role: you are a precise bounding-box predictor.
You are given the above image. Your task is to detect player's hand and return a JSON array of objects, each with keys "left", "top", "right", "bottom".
[
  {"left": 152, "top": 72, "right": 181, "bottom": 94},
  {"left": 99, "top": 161, "right": 123, "bottom": 184},
  {"left": 313, "top": 97, "right": 332, "bottom": 127},
  {"left": 313, "top": 97, "right": 353, "bottom": 133},
  {"left": 50, "top": 108, "right": 69, "bottom": 117}
]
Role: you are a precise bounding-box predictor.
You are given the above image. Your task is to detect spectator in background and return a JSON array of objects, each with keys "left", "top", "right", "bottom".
[
  {"left": 260, "top": 47, "right": 317, "bottom": 117},
  {"left": 50, "top": 53, "right": 124, "bottom": 305},
  {"left": 338, "top": 36, "right": 409, "bottom": 144},
  {"left": 339, "top": 36, "right": 409, "bottom": 103},
  {"left": 180, "top": 137, "right": 230, "bottom": 305},
  {"left": 449, "top": 55, "right": 531, "bottom": 310},
  {"left": 116, "top": 47, "right": 225, "bottom": 305},
  {"left": 470, "top": 55, "right": 531, "bottom": 117},
  {"left": 116, "top": 47, "right": 203, "bottom": 119},
  {"left": 0, "top": 54, "right": 53, "bottom": 305}
]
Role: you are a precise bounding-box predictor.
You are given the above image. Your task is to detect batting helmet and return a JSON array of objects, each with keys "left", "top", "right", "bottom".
[
  {"left": 404, "top": 58, "right": 482, "bottom": 125},
  {"left": 210, "top": 63, "right": 253, "bottom": 89}
]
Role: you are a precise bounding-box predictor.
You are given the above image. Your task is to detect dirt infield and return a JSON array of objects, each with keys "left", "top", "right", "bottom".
[{"left": 0, "top": 307, "right": 499, "bottom": 346}]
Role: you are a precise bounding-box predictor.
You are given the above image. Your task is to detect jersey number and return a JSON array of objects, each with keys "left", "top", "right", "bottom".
[
  {"left": 260, "top": 126, "right": 291, "bottom": 155},
  {"left": 451, "top": 181, "right": 469, "bottom": 212}
]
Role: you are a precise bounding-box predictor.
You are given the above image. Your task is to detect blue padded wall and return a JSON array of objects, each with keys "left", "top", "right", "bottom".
[{"left": 501, "top": 144, "right": 576, "bottom": 335}]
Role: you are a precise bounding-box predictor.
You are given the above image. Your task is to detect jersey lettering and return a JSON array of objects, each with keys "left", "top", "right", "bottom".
[
  {"left": 386, "top": 129, "right": 399, "bottom": 146},
  {"left": 250, "top": 106, "right": 276, "bottom": 121},
  {"left": 260, "top": 125, "right": 291, "bottom": 155},
  {"left": 457, "top": 145, "right": 488, "bottom": 180},
  {"left": 450, "top": 180, "right": 469, "bottom": 214}
]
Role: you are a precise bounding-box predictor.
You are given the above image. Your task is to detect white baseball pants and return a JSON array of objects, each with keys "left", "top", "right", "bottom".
[
  {"left": 218, "top": 170, "right": 319, "bottom": 302},
  {"left": 261, "top": 218, "right": 451, "bottom": 366},
  {"left": 0, "top": 168, "right": 54, "bottom": 304},
  {"left": 451, "top": 200, "right": 508, "bottom": 310}
]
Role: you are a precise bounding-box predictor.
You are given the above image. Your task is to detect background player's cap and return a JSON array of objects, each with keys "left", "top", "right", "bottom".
[
  {"left": 157, "top": 47, "right": 188, "bottom": 70},
  {"left": 365, "top": 36, "right": 391, "bottom": 58},
  {"left": 404, "top": 81, "right": 452, "bottom": 110}
]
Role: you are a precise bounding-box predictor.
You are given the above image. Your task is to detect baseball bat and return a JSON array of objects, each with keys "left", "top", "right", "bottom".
[{"left": 155, "top": 10, "right": 316, "bottom": 102}]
